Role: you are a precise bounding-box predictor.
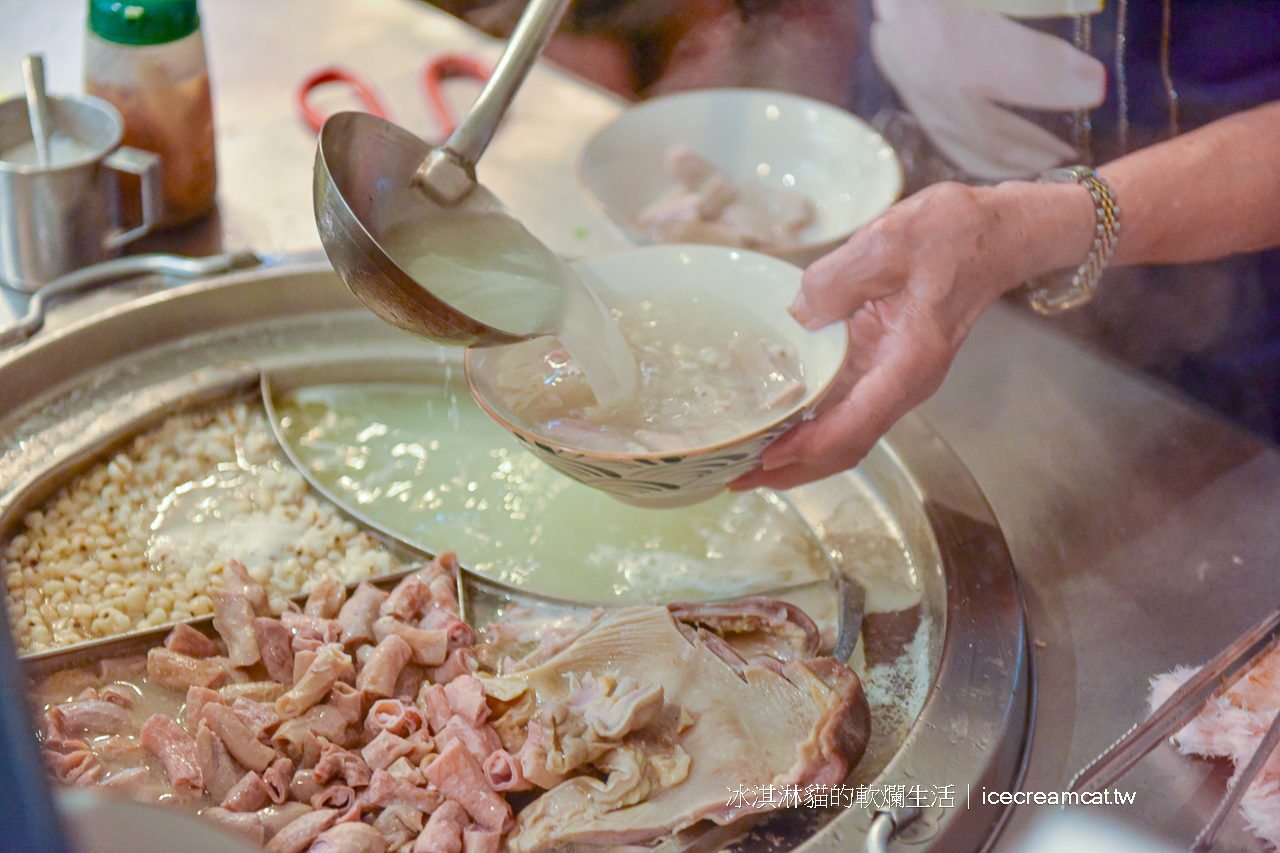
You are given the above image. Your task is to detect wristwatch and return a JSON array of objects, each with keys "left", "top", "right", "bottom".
[{"left": 1025, "top": 165, "right": 1121, "bottom": 315}]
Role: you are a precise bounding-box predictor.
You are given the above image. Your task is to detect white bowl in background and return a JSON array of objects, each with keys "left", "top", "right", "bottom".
[
  {"left": 578, "top": 88, "right": 902, "bottom": 268},
  {"left": 466, "top": 243, "right": 850, "bottom": 509}
]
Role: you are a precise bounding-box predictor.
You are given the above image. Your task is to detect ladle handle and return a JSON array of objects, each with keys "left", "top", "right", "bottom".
[{"left": 443, "top": 0, "right": 570, "bottom": 164}]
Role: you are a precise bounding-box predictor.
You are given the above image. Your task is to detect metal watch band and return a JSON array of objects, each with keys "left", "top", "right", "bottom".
[{"left": 1025, "top": 165, "right": 1121, "bottom": 315}]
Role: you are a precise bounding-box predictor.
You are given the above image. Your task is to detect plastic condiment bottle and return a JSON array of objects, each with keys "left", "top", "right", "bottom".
[{"left": 84, "top": 0, "right": 217, "bottom": 228}]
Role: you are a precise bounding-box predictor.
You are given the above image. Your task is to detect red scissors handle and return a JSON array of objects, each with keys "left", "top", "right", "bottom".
[
  {"left": 296, "top": 65, "right": 391, "bottom": 134},
  {"left": 422, "top": 53, "right": 492, "bottom": 140}
]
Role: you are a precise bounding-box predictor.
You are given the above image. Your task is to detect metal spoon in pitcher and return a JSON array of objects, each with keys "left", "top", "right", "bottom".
[
  {"left": 22, "top": 54, "right": 54, "bottom": 168},
  {"left": 313, "top": 0, "right": 578, "bottom": 349}
]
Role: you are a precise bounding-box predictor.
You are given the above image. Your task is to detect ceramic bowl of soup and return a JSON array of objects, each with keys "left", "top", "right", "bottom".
[
  {"left": 465, "top": 244, "right": 850, "bottom": 508},
  {"left": 578, "top": 88, "right": 903, "bottom": 268}
]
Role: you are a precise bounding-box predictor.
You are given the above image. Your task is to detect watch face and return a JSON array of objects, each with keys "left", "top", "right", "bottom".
[
  {"left": 1027, "top": 268, "right": 1093, "bottom": 315},
  {"left": 1038, "top": 166, "right": 1091, "bottom": 184}
]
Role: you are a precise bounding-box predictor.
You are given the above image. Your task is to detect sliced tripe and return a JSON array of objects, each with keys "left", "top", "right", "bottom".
[{"left": 730, "top": 332, "right": 807, "bottom": 411}]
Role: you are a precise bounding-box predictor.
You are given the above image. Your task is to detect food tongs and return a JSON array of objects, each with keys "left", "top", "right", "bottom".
[{"left": 1071, "top": 606, "right": 1280, "bottom": 852}]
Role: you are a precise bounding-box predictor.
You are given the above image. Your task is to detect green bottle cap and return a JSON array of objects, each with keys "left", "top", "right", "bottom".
[{"left": 88, "top": 0, "right": 200, "bottom": 46}]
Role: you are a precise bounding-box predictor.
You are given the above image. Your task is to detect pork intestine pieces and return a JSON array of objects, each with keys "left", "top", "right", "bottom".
[
  {"left": 35, "top": 549, "right": 869, "bottom": 853},
  {"left": 36, "top": 551, "right": 514, "bottom": 853},
  {"left": 635, "top": 144, "right": 817, "bottom": 252}
]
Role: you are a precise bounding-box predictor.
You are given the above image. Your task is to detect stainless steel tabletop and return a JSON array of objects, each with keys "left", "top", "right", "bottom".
[
  {"left": 924, "top": 302, "right": 1280, "bottom": 852},
  {"left": 5, "top": 1, "right": 1279, "bottom": 851}
]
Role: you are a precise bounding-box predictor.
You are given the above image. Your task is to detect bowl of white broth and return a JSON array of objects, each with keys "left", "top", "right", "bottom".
[{"left": 465, "top": 243, "right": 849, "bottom": 508}]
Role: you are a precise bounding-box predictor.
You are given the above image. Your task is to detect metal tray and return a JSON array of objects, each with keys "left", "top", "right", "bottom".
[{"left": 0, "top": 262, "right": 1029, "bottom": 853}]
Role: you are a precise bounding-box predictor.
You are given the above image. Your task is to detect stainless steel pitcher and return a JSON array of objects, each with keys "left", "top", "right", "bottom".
[{"left": 0, "top": 93, "right": 160, "bottom": 292}]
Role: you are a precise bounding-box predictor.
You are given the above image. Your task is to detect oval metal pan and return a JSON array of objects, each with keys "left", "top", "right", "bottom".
[{"left": 0, "top": 263, "right": 1027, "bottom": 853}]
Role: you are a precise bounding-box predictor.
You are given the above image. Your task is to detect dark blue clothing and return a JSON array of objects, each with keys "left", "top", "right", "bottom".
[
  {"left": 1085, "top": 1, "right": 1280, "bottom": 444},
  {"left": 1090, "top": 1, "right": 1280, "bottom": 148},
  {"left": 841, "top": 0, "right": 1280, "bottom": 442}
]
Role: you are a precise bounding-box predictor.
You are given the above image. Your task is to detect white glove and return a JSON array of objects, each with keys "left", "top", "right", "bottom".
[{"left": 871, "top": 0, "right": 1107, "bottom": 180}]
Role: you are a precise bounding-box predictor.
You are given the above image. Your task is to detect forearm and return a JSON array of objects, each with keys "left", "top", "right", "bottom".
[
  {"left": 795, "top": 100, "right": 1280, "bottom": 366},
  {"left": 960, "top": 100, "right": 1280, "bottom": 299},
  {"left": 1100, "top": 100, "right": 1280, "bottom": 266},
  {"left": 977, "top": 179, "right": 1097, "bottom": 286}
]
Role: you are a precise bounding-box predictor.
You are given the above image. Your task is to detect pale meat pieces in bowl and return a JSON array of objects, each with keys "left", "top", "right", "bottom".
[
  {"left": 32, "top": 552, "right": 870, "bottom": 853},
  {"left": 474, "top": 295, "right": 809, "bottom": 455},
  {"left": 636, "top": 144, "right": 817, "bottom": 253},
  {"left": 578, "top": 88, "right": 903, "bottom": 268}
]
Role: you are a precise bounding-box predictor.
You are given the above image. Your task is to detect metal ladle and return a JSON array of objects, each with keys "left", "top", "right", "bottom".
[{"left": 314, "top": 0, "right": 575, "bottom": 348}]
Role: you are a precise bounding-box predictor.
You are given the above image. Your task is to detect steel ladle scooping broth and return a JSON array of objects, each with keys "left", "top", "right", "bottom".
[{"left": 313, "top": 0, "right": 639, "bottom": 407}]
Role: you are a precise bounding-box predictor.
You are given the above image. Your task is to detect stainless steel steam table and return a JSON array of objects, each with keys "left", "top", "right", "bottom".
[{"left": 4, "top": 0, "right": 1279, "bottom": 850}]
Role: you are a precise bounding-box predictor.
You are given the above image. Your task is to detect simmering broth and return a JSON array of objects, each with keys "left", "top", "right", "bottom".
[{"left": 273, "top": 378, "right": 834, "bottom": 604}]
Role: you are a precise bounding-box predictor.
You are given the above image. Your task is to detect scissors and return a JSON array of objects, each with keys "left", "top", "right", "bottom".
[{"left": 295, "top": 53, "right": 492, "bottom": 141}]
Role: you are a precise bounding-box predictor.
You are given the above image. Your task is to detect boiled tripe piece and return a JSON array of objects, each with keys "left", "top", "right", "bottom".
[
  {"left": 489, "top": 604, "right": 870, "bottom": 853},
  {"left": 636, "top": 144, "right": 817, "bottom": 251}
]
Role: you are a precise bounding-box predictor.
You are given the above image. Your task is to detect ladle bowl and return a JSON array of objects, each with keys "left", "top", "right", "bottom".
[
  {"left": 314, "top": 111, "right": 537, "bottom": 347},
  {"left": 314, "top": 0, "right": 573, "bottom": 349},
  {"left": 316, "top": 111, "right": 590, "bottom": 348}
]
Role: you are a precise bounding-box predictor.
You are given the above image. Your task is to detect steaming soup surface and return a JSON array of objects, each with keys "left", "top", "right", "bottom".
[{"left": 472, "top": 293, "right": 806, "bottom": 454}]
